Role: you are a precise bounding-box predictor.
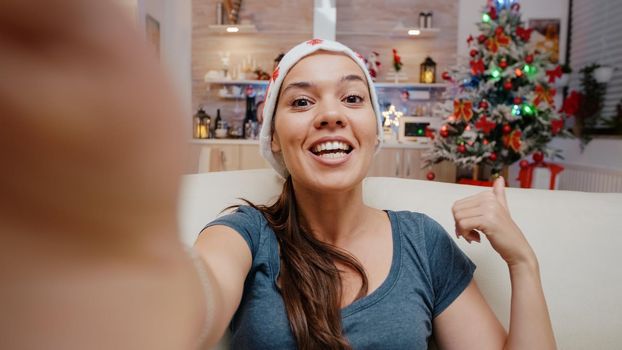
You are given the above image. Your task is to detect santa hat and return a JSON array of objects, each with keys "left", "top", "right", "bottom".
[{"left": 259, "top": 38, "right": 383, "bottom": 178}]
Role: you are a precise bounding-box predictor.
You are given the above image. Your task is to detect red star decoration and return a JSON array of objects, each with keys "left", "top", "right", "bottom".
[
  {"left": 470, "top": 59, "right": 485, "bottom": 76},
  {"left": 546, "top": 65, "right": 563, "bottom": 83},
  {"left": 475, "top": 115, "right": 496, "bottom": 134},
  {"left": 516, "top": 26, "right": 533, "bottom": 42},
  {"left": 306, "top": 38, "right": 323, "bottom": 46}
]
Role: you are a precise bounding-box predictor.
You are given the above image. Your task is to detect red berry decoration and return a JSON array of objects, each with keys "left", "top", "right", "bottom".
[
  {"left": 457, "top": 144, "right": 466, "bottom": 153},
  {"left": 525, "top": 54, "right": 534, "bottom": 64},
  {"left": 503, "top": 80, "right": 513, "bottom": 90},
  {"left": 495, "top": 27, "right": 504, "bottom": 35},
  {"left": 440, "top": 129, "right": 449, "bottom": 138},
  {"left": 513, "top": 96, "right": 523, "bottom": 105},
  {"left": 470, "top": 49, "right": 478, "bottom": 57},
  {"left": 519, "top": 160, "right": 530, "bottom": 168},
  {"left": 478, "top": 34, "right": 487, "bottom": 43},
  {"left": 533, "top": 151, "right": 544, "bottom": 163},
  {"left": 502, "top": 124, "right": 512, "bottom": 134},
  {"left": 442, "top": 71, "right": 451, "bottom": 81},
  {"left": 479, "top": 100, "right": 489, "bottom": 109},
  {"left": 499, "top": 59, "right": 508, "bottom": 69},
  {"left": 426, "top": 171, "right": 436, "bottom": 181},
  {"left": 489, "top": 152, "right": 497, "bottom": 161}
]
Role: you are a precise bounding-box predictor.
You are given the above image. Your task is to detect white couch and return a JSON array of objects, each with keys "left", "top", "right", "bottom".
[{"left": 178, "top": 169, "right": 622, "bottom": 350}]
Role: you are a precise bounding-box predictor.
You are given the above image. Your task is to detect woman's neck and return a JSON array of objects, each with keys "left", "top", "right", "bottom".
[{"left": 291, "top": 179, "right": 375, "bottom": 247}]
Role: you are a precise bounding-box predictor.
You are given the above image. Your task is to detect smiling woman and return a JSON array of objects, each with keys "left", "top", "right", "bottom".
[{"left": 194, "top": 39, "right": 556, "bottom": 350}]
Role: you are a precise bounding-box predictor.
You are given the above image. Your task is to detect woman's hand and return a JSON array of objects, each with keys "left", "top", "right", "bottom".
[{"left": 452, "top": 176, "right": 537, "bottom": 267}]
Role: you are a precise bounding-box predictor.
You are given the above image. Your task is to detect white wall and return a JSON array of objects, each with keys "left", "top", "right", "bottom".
[{"left": 138, "top": 0, "right": 193, "bottom": 135}]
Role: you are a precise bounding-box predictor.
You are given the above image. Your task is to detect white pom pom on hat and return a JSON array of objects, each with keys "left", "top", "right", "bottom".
[{"left": 259, "top": 38, "right": 384, "bottom": 178}]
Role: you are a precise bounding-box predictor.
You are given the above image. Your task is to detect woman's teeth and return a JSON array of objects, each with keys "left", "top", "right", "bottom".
[
  {"left": 311, "top": 141, "right": 352, "bottom": 154},
  {"left": 319, "top": 152, "right": 347, "bottom": 159}
]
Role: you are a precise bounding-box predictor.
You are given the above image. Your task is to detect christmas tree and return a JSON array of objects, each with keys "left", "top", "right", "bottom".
[{"left": 423, "top": 0, "right": 574, "bottom": 177}]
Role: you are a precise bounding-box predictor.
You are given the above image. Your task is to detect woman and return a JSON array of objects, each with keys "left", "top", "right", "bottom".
[{"left": 194, "top": 40, "right": 556, "bottom": 349}]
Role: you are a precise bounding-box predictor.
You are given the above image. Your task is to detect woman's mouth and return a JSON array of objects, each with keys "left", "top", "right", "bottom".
[{"left": 309, "top": 140, "right": 353, "bottom": 159}]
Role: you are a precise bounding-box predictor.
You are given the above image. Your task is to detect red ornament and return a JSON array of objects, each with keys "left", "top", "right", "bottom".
[
  {"left": 478, "top": 34, "right": 487, "bottom": 43},
  {"left": 442, "top": 71, "right": 451, "bottom": 81},
  {"left": 470, "top": 49, "right": 478, "bottom": 57},
  {"left": 479, "top": 100, "right": 489, "bottom": 109},
  {"left": 470, "top": 59, "right": 485, "bottom": 76},
  {"left": 525, "top": 54, "right": 534, "bottom": 64},
  {"left": 513, "top": 96, "right": 523, "bottom": 105},
  {"left": 546, "top": 65, "right": 563, "bottom": 83},
  {"left": 533, "top": 151, "right": 544, "bottom": 163},
  {"left": 475, "top": 115, "right": 496, "bottom": 134},
  {"left": 489, "top": 6, "right": 498, "bottom": 20},
  {"left": 457, "top": 144, "right": 467, "bottom": 153},
  {"left": 467, "top": 35, "right": 474, "bottom": 45},
  {"left": 483, "top": 139, "right": 489, "bottom": 145},
  {"left": 426, "top": 171, "right": 436, "bottom": 181},
  {"left": 516, "top": 26, "right": 533, "bottom": 42},
  {"left": 440, "top": 129, "right": 449, "bottom": 138},
  {"left": 502, "top": 124, "right": 512, "bottom": 134},
  {"left": 499, "top": 59, "right": 508, "bottom": 69},
  {"left": 520, "top": 160, "right": 530, "bottom": 168},
  {"left": 503, "top": 80, "right": 513, "bottom": 90},
  {"left": 489, "top": 152, "right": 497, "bottom": 161},
  {"left": 495, "top": 27, "right": 504, "bottom": 35}
]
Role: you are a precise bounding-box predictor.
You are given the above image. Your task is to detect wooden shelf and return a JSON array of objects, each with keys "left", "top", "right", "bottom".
[
  {"left": 337, "top": 27, "right": 440, "bottom": 38},
  {"left": 208, "top": 24, "right": 258, "bottom": 34}
]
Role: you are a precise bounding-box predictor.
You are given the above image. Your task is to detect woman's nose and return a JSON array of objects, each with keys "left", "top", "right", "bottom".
[{"left": 313, "top": 107, "right": 348, "bottom": 130}]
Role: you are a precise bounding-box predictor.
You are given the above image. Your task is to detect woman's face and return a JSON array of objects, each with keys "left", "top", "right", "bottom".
[{"left": 271, "top": 51, "right": 378, "bottom": 193}]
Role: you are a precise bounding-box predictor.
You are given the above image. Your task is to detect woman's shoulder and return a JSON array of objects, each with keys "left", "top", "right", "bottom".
[{"left": 389, "top": 210, "right": 452, "bottom": 251}]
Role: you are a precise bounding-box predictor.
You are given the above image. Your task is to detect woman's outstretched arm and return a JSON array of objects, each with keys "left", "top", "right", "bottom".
[
  {"left": 433, "top": 177, "right": 556, "bottom": 350},
  {"left": 0, "top": 1, "right": 214, "bottom": 348}
]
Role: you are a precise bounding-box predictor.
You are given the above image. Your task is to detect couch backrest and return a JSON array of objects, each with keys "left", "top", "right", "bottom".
[{"left": 179, "top": 169, "right": 622, "bottom": 350}]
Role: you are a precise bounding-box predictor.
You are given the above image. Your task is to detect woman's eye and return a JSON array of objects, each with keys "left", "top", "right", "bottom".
[
  {"left": 291, "top": 98, "right": 311, "bottom": 108},
  {"left": 344, "top": 94, "right": 363, "bottom": 104}
]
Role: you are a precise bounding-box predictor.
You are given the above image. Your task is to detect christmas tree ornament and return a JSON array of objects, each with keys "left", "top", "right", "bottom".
[
  {"left": 513, "top": 96, "right": 523, "bottom": 105},
  {"left": 546, "top": 65, "right": 563, "bottom": 83},
  {"left": 482, "top": 13, "right": 491, "bottom": 23},
  {"left": 516, "top": 26, "right": 533, "bottom": 41},
  {"left": 470, "top": 59, "right": 485, "bottom": 76},
  {"left": 533, "top": 151, "right": 544, "bottom": 163},
  {"left": 534, "top": 85, "right": 555, "bottom": 106},
  {"left": 521, "top": 103, "right": 535, "bottom": 116},
  {"left": 491, "top": 67, "right": 502, "bottom": 80},
  {"left": 475, "top": 115, "right": 496, "bottom": 133},
  {"left": 495, "top": 27, "right": 504, "bottom": 35},
  {"left": 426, "top": 171, "right": 436, "bottom": 180},
  {"left": 479, "top": 100, "right": 489, "bottom": 109},
  {"left": 514, "top": 68, "right": 524, "bottom": 77},
  {"left": 454, "top": 99, "right": 474, "bottom": 122},
  {"left": 489, "top": 152, "right": 498, "bottom": 161},
  {"left": 499, "top": 58, "right": 508, "bottom": 68},
  {"left": 440, "top": 129, "right": 449, "bottom": 138},
  {"left": 502, "top": 124, "right": 512, "bottom": 134},
  {"left": 442, "top": 71, "right": 451, "bottom": 81},
  {"left": 478, "top": 34, "right": 487, "bottom": 43},
  {"left": 503, "top": 80, "right": 513, "bottom": 90},
  {"left": 511, "top": 104, "right": 522, "bottom": 116},
  {"left": 525, "top": 54, "right": 534, "bottom": 64},
  {"left": 457, "top": 144, "right": 467, "bottom": 153},
  {"left": 489, "top": 6, "right": 497, "bottom": 20},
  {"left": 470, "top": 49, "right": 479, "bottom": 57},
  {"left": 467, "top": 35, "right": 474, "bottom": 44},
  {"left": 502, "top": 129, "right": 522, "bottom": 152}
]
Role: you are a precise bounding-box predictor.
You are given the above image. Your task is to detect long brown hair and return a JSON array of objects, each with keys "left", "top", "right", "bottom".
[{"left": 239, "top": 176, "right": 368, "bottom": 349}]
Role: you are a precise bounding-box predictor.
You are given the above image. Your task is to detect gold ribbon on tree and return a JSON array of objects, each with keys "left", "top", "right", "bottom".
[
  {"left": 453, "top": 99, "right": 474, "bottom": 122},
  {"left": 534, "top": 84, "right": 556, "bottom": 107}
]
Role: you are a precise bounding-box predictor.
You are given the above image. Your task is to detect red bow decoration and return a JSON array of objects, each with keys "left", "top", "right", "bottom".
[
  {"left": 534, "top": 85, "right": 556, "bottom": 107},
  {"left": 551, "top": 118, "right": 564, "bottom": 135},
  {"left": 486, "top": 30, "right": 511, "bottom": 53},
  {"left": 502, "top": 129, "right": 522, "bottom": 152},
  {"left": 454, "top": 99, "right": 474, "bottom": 122},
  {"left": 306, "top": 38, "right": 323, "bottom": 46},
  {"left": 546, "top": 65, "right": 563, "bottom": 83},
  {"left": 475, "top": 115, "right": 496, "bottom": 134},
  {"left": 559, "top": 91, "right": 582, "bottom": 116},
  {"left": 517, "top": 161, "right": 565, "bottom": 189},
  {"left": 470, "top": 59, "right": 485, "bottom": 75},
  {"left": 516, "top": 26, "right": 533, "bottom": 42}
]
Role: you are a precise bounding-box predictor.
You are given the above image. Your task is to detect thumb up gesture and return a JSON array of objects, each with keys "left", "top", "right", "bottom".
[{"left": 452, "top": 177, "right": 537, "bottom": 268}]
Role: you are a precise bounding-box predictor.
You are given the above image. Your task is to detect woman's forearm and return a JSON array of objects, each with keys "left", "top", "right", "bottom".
[{"left": 504, "top": 258, "right": 557, "bottom": 350}]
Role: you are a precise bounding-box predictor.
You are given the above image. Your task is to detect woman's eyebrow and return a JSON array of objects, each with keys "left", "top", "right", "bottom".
[
  {"left": 281, "top": 81, "right": 314, "bottom": 96},
  {"left": 340, "top": 74, "right": 365, "bottom": 83}
]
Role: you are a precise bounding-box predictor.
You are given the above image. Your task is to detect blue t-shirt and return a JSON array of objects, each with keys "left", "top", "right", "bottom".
[{"left": 204, "top": 205, "right": 475, "bottom": 349}]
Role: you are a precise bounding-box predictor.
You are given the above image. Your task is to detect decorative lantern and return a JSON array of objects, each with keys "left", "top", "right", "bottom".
[{"left": 420, "top": 56, "right": 437, "bottom": 84}]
